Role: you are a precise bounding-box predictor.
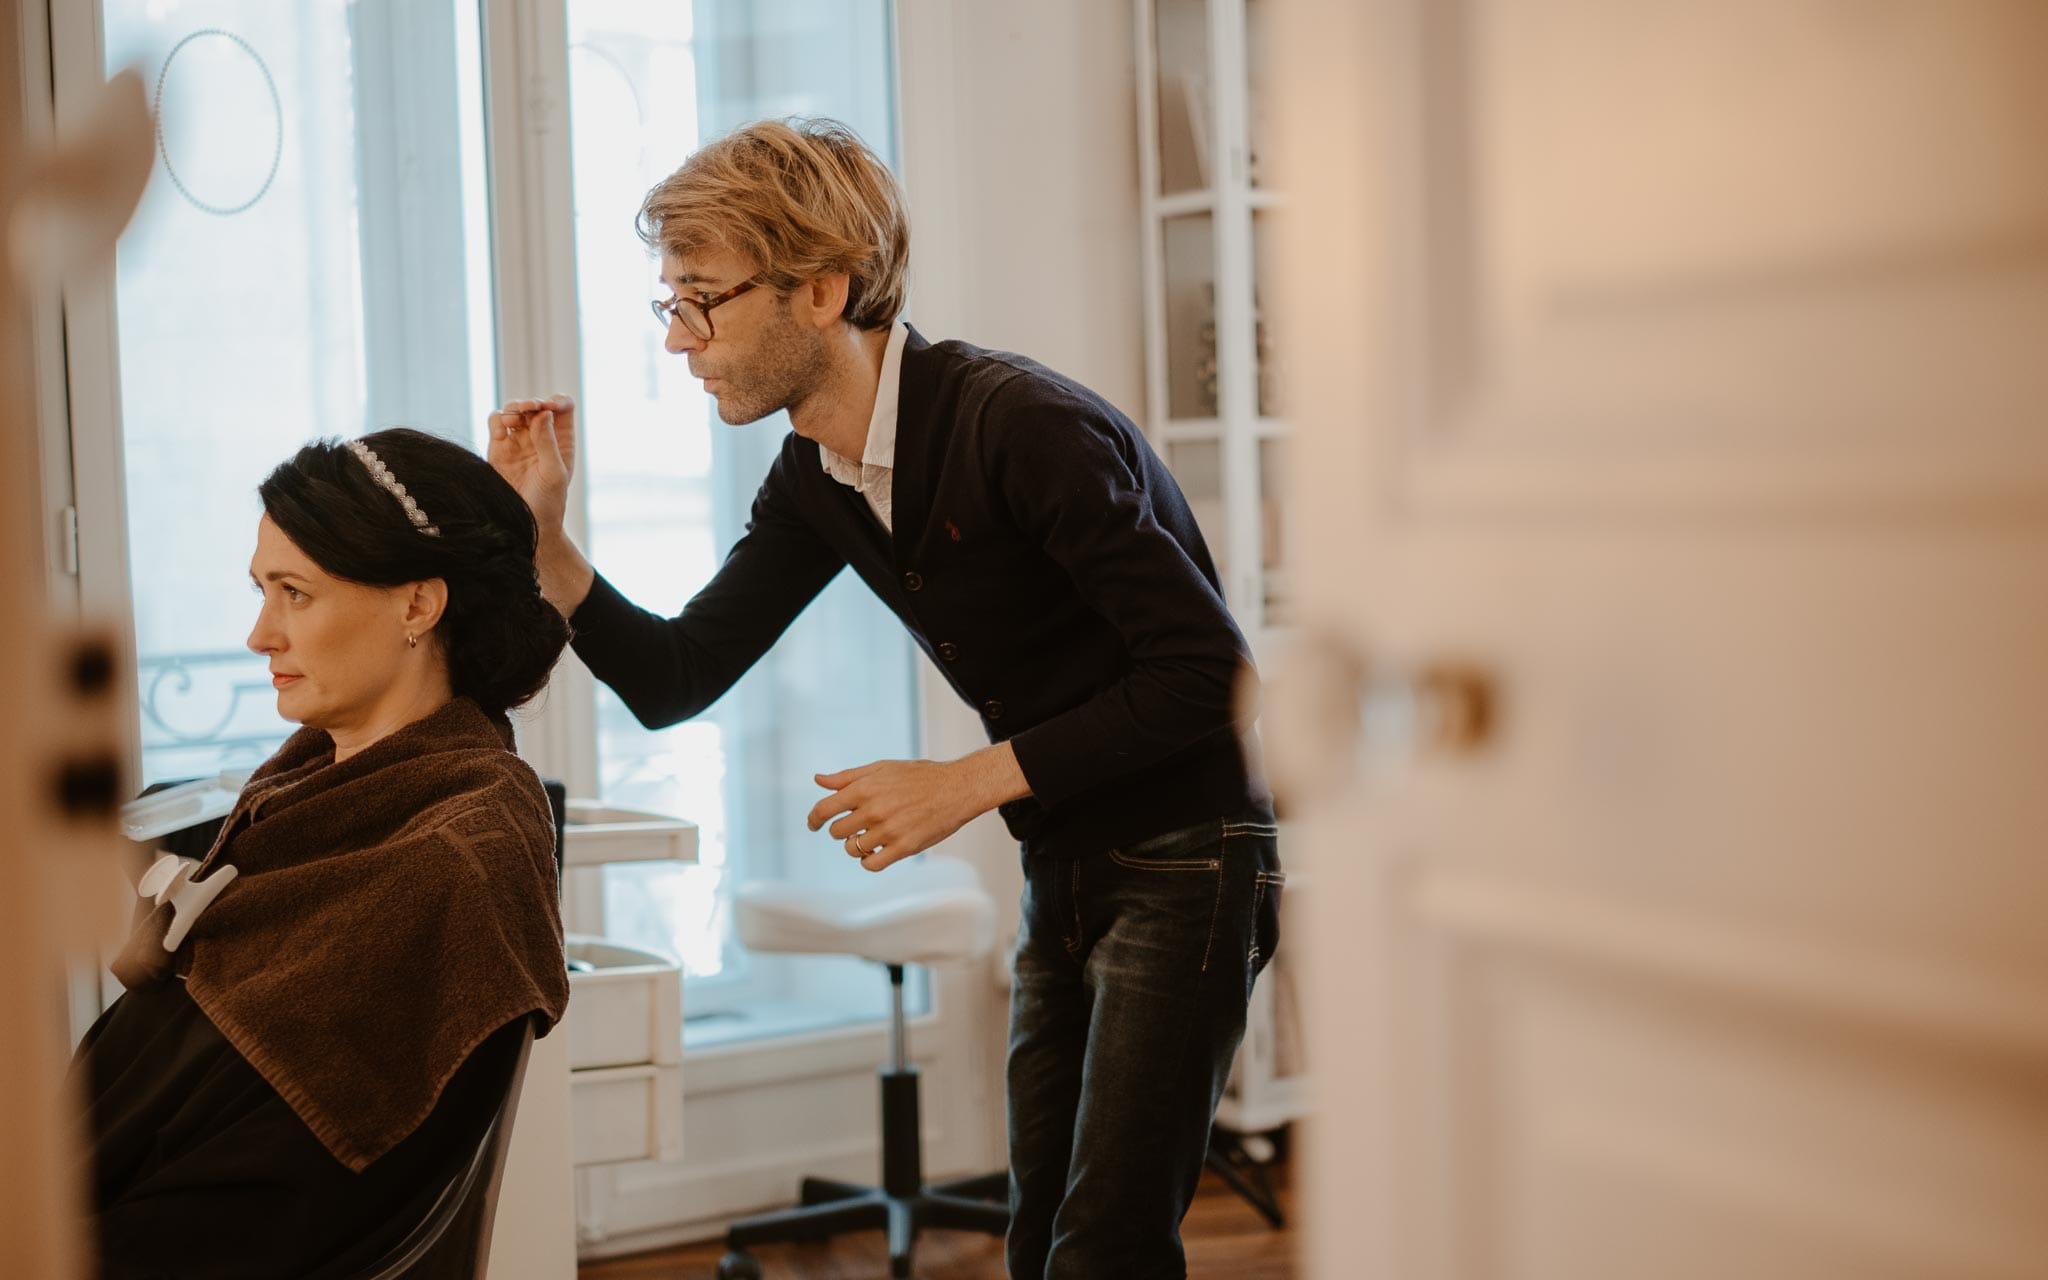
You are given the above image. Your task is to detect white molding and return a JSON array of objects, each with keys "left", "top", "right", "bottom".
[
  {"left": 1135, "top": 0, "right": 1170, "bottom": 433},
  {"left": 682, "top": 1003, "right": 954, "bottom": 1093},
  {"left": 1157, "top": 416, "right": 1223, "bottom": 441},
  {"left": 1208, "top": 0, "right": 1261, "bottom": 626},
  {"left": 1413, "top": 870, "right": 2048, "bottom": 1064},
  {"left": 47, "top": 0, "right": 141, "bottom": 814},
  {"left": 1157, "top": 189, "right": 1217, "bottom": 218},
  {"left": 15, "top": 0, "right": 76, "bottom": 619},
  {"left": 479, "top": 0, "right": 597, "bottom": 794}
]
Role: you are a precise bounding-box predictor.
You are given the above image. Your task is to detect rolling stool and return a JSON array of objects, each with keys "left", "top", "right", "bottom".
[{"left": 717, "top": 857, "right": 1011, "bottom": 1280}]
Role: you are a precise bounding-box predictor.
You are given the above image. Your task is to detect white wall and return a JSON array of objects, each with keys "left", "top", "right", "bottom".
[
  {"left": 899, "top": 2, "right": 1146, "bottom": 416},
  {"left": 895, "top": 0, "right": 1147, "bottom": 1166}
]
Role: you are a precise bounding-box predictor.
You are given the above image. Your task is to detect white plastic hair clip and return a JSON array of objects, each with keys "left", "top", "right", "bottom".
[
  {"left": 137, "top": 853, "right": 240, "bottom": 952},
  {"left": 344, "top": 439, "right": 441, "bottom": 537}
]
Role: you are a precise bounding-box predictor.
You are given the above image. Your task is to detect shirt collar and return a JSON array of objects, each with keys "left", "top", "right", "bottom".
[{"left": 822, "top": 319, "right": 909, "bottom": 479}]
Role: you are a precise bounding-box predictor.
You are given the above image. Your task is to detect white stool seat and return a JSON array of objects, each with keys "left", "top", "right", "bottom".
[{"left": 733, "top": 857, "right": 996, "bottom": 967}]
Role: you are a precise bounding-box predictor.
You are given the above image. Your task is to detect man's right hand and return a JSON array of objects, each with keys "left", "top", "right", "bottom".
[
  {"left": 487, "top": 395, "right": 579, "bottom": 536},
  {"left": 487, "top": 395, "right": 596, "bottom": 615}
]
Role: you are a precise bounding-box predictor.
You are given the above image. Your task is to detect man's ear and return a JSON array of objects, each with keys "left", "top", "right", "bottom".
[
  {"left": 404, "top": 578, "right": 450, "bottom": 637},
  {"left": 800, "top": 272, "right": 852, "bottom": 329}
]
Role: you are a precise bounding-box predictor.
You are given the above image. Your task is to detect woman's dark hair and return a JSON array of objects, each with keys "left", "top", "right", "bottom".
[{"left": 258, "top": 427, "right": 571, "bottom": 717}]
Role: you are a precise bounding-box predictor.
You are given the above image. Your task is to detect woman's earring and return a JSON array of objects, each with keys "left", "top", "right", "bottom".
[{"left": 406, "top": 633, "right": 418, "bottom": 649}]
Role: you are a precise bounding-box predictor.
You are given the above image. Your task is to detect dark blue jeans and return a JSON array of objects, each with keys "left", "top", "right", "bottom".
[{"left": 1006, "top": 812, "right": 1284, "bottom": 1280}]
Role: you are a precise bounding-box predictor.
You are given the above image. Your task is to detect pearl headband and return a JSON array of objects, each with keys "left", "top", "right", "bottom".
[{"left": 344, "top": 439, "right": 440, "bottom": 537}]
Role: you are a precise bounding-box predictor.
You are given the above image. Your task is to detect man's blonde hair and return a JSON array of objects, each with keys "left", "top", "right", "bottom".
[{"left": 637, "top": 117, "right": 908, "bottom": 331}]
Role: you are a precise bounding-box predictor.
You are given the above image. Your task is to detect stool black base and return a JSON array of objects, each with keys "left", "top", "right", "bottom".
[
  {"left": 716, "top": 1172, "right": 1009, "bottom": 1279},
  {"left": 716, "top": 965, "right": 1009, "bottom": 1279}
]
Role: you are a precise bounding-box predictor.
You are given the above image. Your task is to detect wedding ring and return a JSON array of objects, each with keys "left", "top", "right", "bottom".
[{"left": 848, "top": 834, "right": 867, "bottom": 856}]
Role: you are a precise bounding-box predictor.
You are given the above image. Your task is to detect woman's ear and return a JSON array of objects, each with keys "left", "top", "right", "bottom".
[{"left": 403, "top": 578, "right": 450, "bottom": 638}]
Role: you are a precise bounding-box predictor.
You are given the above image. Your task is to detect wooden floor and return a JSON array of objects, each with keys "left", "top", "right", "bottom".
[{"left": 577, "top": 1162, "right": 1296, "bottom": 1280}]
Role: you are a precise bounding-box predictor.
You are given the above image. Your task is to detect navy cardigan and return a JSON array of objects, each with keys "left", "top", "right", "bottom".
[{"left": 567, "top": 327, "right": 1268, "bottom": 859}]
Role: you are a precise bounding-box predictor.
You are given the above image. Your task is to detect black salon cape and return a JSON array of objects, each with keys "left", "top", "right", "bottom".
[{"left": 70, "top": 974, "right": 521, "bottom": 1280}]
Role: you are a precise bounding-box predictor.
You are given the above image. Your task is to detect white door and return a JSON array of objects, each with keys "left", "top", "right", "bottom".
[{"left": 1271, "top": 4, "right": 2048, "bottom": 1278}]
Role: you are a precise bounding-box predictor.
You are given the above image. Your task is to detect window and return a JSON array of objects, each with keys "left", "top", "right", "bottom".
[
  {"left": 564, "top": 0, "right": 923, "bottom": 1035},
  {"left": 81, "top": 0, "right": 920, "bottom": 1043},
  {"left": 99, "top": 0, "right": 495, "bottom": 787}
]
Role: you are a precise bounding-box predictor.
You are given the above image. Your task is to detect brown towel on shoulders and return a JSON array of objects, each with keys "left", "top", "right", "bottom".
[{"left": 112, "top": 696, "right": 570, "bottom": 1172}]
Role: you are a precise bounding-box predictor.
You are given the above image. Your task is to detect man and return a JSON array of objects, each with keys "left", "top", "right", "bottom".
[{"left": 489, "top": 117, "right": 1281, "bottom": 1279}]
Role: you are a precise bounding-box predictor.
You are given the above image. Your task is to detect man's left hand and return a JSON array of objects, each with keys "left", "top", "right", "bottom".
[{"left": 808, "top": 745, "right": 1028, "bottom": 872}]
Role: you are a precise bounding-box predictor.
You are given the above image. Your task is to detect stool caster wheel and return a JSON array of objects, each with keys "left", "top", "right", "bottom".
[{"left": 717, "top": 1250, "right": 762, "bottom": 1279}]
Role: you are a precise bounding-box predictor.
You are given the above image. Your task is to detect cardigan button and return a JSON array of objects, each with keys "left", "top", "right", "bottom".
[
  {"left": 982, "top": 699, "right": 1005, "bottom": 721},
  {"left": 937, "top": 642, "right": 960, "bottom": 662},
  {"left": 901, "top": 570, "right": 924, "bottom": 592}
]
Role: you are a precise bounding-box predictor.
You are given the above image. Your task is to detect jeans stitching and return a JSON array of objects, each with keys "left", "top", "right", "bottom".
[
  {"left": 1106, "top": 848, "right": 1223, "bottom": 872},
  {"left": 1250, "top": 870, "right": 1284, "bottom": 971},
  {"left": 1248, "top": 876, "right": 1265, "bottom": 968},
  {"left": 1221, "top": 822, "right": 1279, "bottom": 837}
]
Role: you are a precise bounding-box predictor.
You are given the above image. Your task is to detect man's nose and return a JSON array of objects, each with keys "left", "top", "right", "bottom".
[{"left": 665, "top": 317, "right": 704, "bottom": 356}]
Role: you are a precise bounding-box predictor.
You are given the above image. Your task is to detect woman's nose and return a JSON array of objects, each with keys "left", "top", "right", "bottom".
[{"left": 246, "top": 606, "right": 279, "bottom": 654}]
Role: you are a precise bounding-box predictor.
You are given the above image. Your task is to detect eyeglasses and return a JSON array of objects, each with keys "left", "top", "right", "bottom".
[{"left": 649, "top": 277, "right": 760, "bottom": 341}]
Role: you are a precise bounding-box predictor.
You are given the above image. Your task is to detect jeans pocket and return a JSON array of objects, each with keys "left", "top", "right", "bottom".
[
  {"left": 1101, "top": 826, "right": 1228, "bottom": 973},
  {"left": 1106, "top": 818, "right": 1225, "bottom": 871}
]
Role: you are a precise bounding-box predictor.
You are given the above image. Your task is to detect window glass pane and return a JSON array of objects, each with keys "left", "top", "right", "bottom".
[
  {"left": 1154, "top": 0, "right": 1212, "bottom": 197},
  {"left": 1162, "top": 211, "right": 1218, "bottom": 420},
  {"left": 1253, "top": 209, "right": 1284, "bottom": 419},
  {"left": 567, "top": 0, "right": 921, "bottom": 1033},
  {"left": 102, "top": 0, "right": 494, "bottom": 786}
]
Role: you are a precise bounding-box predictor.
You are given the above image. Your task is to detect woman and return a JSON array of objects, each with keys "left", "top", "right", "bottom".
[{"left": 72, "top": 428, "right": 574, "bottom": 1279}]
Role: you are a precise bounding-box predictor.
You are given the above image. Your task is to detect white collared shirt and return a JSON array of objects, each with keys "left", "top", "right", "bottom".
[{"left": 819, "top": 319, "right": 909, "bottom": 533}]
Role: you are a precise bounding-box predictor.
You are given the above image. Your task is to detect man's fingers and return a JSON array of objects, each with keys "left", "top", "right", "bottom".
[
  {"left": 843, "top": 831, "right": 882, "bottom": 859},
  {"left": 808, "top": 765, "right": 889, "bottom": 828},
  {"left": 827, "top": 812, "right": 872, "bottom": 842},
  {"left": 860, "top": 841, "right": 918, "bottom": 873},
  {"left": 808, "top": 789, "right": 859, "bottom": 831},
  {"left": 815, "top": 762, "right": 886, "bottom": 789},
  {"left": 489, "top": 408, "right": 538, "bottom": 441}
]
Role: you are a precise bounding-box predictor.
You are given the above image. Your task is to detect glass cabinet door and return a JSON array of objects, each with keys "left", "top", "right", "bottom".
[
  {"left": 1162, "top": 211, "right": 1220, "bottom": 422},
  {"left": 1153, "top": 0, "right": 1213, "bottom": 197}
]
